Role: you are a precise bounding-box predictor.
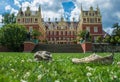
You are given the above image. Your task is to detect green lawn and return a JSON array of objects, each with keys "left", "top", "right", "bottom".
[{"left": 0, "top": 52, "right": 120, "bottom": 82}]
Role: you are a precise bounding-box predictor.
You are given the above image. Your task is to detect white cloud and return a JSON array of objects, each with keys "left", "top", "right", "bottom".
[
  {"left": 0, "top": 15, "right": 3, "bottom": 27},
  {"left": 14, "top": 0, "right": 21, "bottom": 7},
  {"left": 5, "top": 5, "right": 12, "bottom": 11},
  {"left": 115, "top": 12, "right": 120, "bottom": 19},
  {"left": 103, "top": 27, "right": 114, "bottom": 35},
  {"left": 19, "top": 0, "right": 63, "bottom": 21},
  {"left": 0, "top": 15, "right": 3, "bottom": 23},
  {"left": 70, "top": 4, "right": 80, "bottom": 21},
  {"left": 5, "top": 5, "right": 18, "bottom": 15}
]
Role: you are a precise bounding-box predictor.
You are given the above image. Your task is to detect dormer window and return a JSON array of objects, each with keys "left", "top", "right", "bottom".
[
  {"left": 18, "top": 19, "right": 20, "bottom": 22},
  {"left": 35, "top": 18, "right": 38, "bottom": 22}
]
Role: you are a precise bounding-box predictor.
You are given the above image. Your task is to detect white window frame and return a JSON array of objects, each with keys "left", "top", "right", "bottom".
[
  {"left": 94, "top": 26, "right": 98, "bottom": 32},
  {"left": 29, "top": 26, "right": 33, "bottom": 33},
  {"left": 86, "top": 26, "right": 90, "bottom": 32}
]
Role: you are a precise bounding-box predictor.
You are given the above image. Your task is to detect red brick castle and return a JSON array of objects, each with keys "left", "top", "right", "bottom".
[{"left": 16, "top": 5, "right": 104, "bottom": 44}]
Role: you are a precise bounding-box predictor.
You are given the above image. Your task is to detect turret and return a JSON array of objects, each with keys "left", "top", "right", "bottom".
[
  {"left": 18, "top": 7, "right": 23, "bottom": 16},
  {"left": 96, "top": 5, "right": 100, "bottom": 16},
  {"left": 38, "top": 5, "right": 42, "bottom": 17}
]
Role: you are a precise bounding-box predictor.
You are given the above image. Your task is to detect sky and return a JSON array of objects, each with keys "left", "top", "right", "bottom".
[{"left": 0, "top": 0, "right": 120, "bottom": 34}]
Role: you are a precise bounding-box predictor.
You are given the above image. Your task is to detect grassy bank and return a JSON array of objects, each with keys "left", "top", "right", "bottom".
[{"left": 0, "top": 52, "right": 120, "bottom": 82}]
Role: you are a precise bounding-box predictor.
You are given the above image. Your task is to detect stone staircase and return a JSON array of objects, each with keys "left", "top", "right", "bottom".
[{"left": 32, "top": 44, "right": 83, "bottom": 53}]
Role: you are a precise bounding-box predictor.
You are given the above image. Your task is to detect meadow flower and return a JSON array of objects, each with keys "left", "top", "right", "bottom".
[
  {"left": 24, "top": 72, "right": 30, "bottom": 78},
  {"left": 11, "top": 68, "right": 15, "bottom": 72},
  {"left": 20, "top": 79, "right": 27, "bottom": 82},
  {"left": 110, "top": 75, "right": 118, "bottom": 80},
  {"left": 54, "top": 79, "right": 60, "bottom": 82},
  {"left": 39, "top": 65, "right": 43, "bottom": 68},
  {"left": 74, "top": 79, "right": 77, "bottom": 82},
  {"left": 9, "top": 63, "right": 12, "bottom": 66},
  {"left": 86, "top": 66, "right": 94, "bottom": 71},
  {"left": 27, "top": 59, "right": 33, "bottom": 62},
  {"left": 37, "top": 74, "right": 43, "bottom": 81},
  {"left": 86, "top": 72, "right": 92, "bottom": 77},
  {"left": 1, "top": 67, "right": 4, "bottom": 70},
  {"left": 21, "top": 60, "right": 25, "bottom": 63}
]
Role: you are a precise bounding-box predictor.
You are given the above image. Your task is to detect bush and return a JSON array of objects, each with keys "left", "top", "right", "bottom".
[{"left": 0, "top": 24, "right": 27, "bottom": 51}]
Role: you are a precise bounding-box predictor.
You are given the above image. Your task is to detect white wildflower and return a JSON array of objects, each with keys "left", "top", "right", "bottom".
[
  {"left": 54, "top": 79, "right": 60, "bottom": 82},
  {"left": 11, "top": 69, "right": 15, "bottom": 72},
  {"left": 24, "top": 72, "right": 30, "bottom": 78},
  {"left": 27, "top": 59, "right": 33, "bottom": 62},
  {"left": 2, "top": 67, "right": 4, "bottom": 70},
  {"left": 110, "top": 75, "right": 118, "bottom": 80},
  {"left": 86, "top": 72, "right": 92, "bottom": 77},
  {"left": 9, "top": 63, "right": 12, "bottom": 66},
  {"left": 117, "top": 62, "right": 120, "bottom": 65},
  {"left": 86, "top": 66, "right": 94, "bottom": 71},
  {"left": 20, "top": 79, "right": 27, "bottom": 82},
  {"left": 37, "top": 74, "right": 43, "bottom": 81},
  {"left": 39, "top": 65, "right": 43, "bottom": 68},
  {"left": 21, "top": 60, "right": 25, "bottom": 63},
  {"left": 74, "top": 79, "right": 77, "bottom": 82}
]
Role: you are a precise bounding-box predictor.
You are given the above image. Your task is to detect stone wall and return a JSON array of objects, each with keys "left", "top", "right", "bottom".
[
  {"left": 32, "top": 44, "right": 83, "bottom": 53},
  {"left": 92, "top": 43, "right": 120, "bottom": 52},
  {"left": 0, "top": 45, "right": 10, "bottom": 52}
]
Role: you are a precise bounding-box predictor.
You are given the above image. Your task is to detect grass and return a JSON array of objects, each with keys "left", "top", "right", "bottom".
[{"left": 0, "top": 52, "right": 120, "bottom": 82}]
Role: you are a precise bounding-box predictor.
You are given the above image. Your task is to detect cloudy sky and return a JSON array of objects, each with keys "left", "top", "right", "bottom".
[{"left": 0, "top": 0, "right": 120, "bottom": 34}]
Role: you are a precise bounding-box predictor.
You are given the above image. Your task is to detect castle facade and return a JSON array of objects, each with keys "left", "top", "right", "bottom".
[{"left": 16, "top": 5, "right": 104, "bottom": 44}]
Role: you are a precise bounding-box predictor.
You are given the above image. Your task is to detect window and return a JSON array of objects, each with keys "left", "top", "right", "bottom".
[
  {"left": 94, "top": 36, "right": 97, "bottom": 42},
  {"left": 52, "top": 31, "right": 54, "bottom": 35},
  {"left": 94, "top": 27, "right": 98, "bottom": 32},
  {"left": 83, "top": 18, "right": 86, "bottom": 23},
  {"left": 61, "top": 31, "right": 63, "bottom": 35},
  {"left": 90, "top": 18, "right": 94, "bottom": 23},
  {"left": 25, "top": 18, "right": 30, "bottom": 23},
  {"left": 65, "top": 31, "right": 67, "bottom": 35},
  {"left": 86, "top": 27, "right": 90, "bottom": 32},
  {"left": 98, "top": 18, "right": 101, "bottom": 22},
  {"left": 29, "top": 26, "right": 33, "bottom": 33},
  {"left": 18, "top": 19, "right": 20, "bottom": 22},
  {"left": 35, "top": 18, "right": 38, "bottom": 22}
]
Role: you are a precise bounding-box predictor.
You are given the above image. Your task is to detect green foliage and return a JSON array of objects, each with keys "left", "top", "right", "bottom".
[
  {"left": 0, "top": 24, "right": 27, "bottom": 51},
  {"left": 103, "top": 35, "right": 110, "bottom": 43},
  {"left": 78, "top": 30, "right": 91, "bottom": 42},
  {"left": 2, "top": 13, "right": 16, "bottom": 25},
  {"left": 0, "top": 52, "right": 120, "bottom": 82},
  {"left": 32, "top": 29, "right": 41, "bottom": 39},
  {"left": 96, "top": 36, "right": 103, "bottom": 43},
  {"left": 78, "top": 30, "right": 86, "bottom": 38}
]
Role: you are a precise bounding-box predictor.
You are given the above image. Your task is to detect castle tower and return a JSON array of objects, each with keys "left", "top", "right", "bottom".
[
  {"left": 16, "top": 5, "right": 46, "bottom": 41},
  {"left": 77, "top": 5, "right": 103, "bottom": 42}
]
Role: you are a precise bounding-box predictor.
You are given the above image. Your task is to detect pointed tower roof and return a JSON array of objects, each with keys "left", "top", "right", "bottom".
[
  {"left": 38, "top": 5, "right": 41, "bottom": 12},
  {"left": 81, "top": 3, "right": 83, "bottom": 11}
]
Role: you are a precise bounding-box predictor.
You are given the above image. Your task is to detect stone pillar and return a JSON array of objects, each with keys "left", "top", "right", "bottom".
[
  {"left": 81, "top": 42, "right": 92, "bottom": 53},
  {"left": 24, "top": 41, "right": 35, "bottom": 52}
]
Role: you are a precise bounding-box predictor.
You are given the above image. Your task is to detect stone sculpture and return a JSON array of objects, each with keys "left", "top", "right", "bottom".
[
  {"left": 72, "top": 53, "right": 114, "bottom": 64},
  {"left": 34, "top": 51, "right": 52, "bottom": 61}
]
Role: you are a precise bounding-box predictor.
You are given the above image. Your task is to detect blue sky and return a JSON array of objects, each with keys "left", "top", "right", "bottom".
[{"left": 0, "top": 0, "right": 120, "bottom": 34}]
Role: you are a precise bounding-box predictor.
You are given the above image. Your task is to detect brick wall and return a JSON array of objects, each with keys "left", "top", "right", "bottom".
[
  {"left": 0, "top": 45, "right": 10, "bottom": 52},
  {"left": 92, "top": 43, "right": 120, "bottom": 52},
  {"left": 24, "top": 42, "right": 35, "bottom": 52}
]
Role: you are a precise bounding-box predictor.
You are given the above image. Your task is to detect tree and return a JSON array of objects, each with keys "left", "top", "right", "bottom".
[
  {"left": 2, "top": 13, "right": 16, "bottom": 25},
  {"left": 0, "top": 24, "right": 27, "bottom": 51},
  {"left": 96, "top": 36, "right": 103, "bottom": 43},
  {"left": 103, "top": 35, "right": 110, "bottom": 43},
  {"left": 32, "top": 29, "right": 41, "bottom": 39},
  {"left": 112, "top": 23, "right": 120, "bottom": 36}
]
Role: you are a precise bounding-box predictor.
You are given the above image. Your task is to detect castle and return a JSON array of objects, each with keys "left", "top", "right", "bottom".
[{"left": 16, "top": 5, "right": 104, "bottom": 44}]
